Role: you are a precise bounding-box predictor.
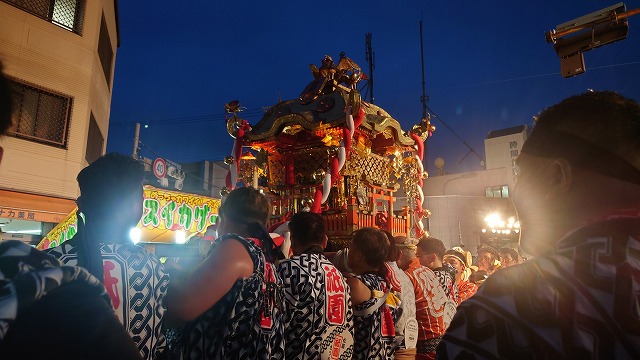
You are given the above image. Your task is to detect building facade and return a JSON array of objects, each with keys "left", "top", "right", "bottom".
[
  {"left": 423, "top": 125, "right": 529, "bottom": 253},
  {"left": 0, "top": 0, "right": 119, "bottom": 243}
]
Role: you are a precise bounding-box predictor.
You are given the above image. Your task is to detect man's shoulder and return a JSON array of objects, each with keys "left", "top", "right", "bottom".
[
  {"left": 437, "top": 259, "right": 569, "bottom": 359},
  {"left": 102, "top": 243, "right": 160, "bottom": 259},
  {"left": 277, "top": 254, "right": 340, "bottom": 278}
]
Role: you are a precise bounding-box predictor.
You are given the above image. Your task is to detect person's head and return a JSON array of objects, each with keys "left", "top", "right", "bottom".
[
  {"left": 515, "top": 91, "right": 640, "bottom": 256},
  {"left": 393, "top": 235, "right": 417, "bottom": 270},
  {"left": 217, "top": 186, "right": 280, "bottom": 261},
  {"left": 416, "top": 236, "right": 446, "bottom": 270},
  {"left": 217, "top": 186, "right": 270, "bottom": 237},
  {"left": 76, "top": 153, "right": 144, "bottom": 236},
  {"left": 381, "top": 230, "right": 399, "bottom": 262},
  {"left": 347, "top": 227, "right": 389, "bottom": 275},
  {"left": 0, "top": 62, "right": 14, "bottom": 163},
  {"left": 443, "top": 247, "right": 472, "bottom": 282},
  {"left": 74, "top": 153, "right": 144, "bottom": 280},
  {"left": 498, "top": 247, "right": 519, "bottom": 267},
  {"left": 288, "top": 211, "right": 327, "bottom": 255},
  {"left": 477, "top": 246, "right": 500, "bottom": 273}
]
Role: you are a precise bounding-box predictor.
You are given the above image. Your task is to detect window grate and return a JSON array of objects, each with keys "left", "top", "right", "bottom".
[
  {"left": 2, "top": 0, "right": 85, "bottom": 34},
  {"left": 85, "top": 113, "right": 104, "bottom": 164},
  {"left": 98, "top": 14, "right": 113, "bottom": 87},
  {"left": 9, "top": 78, "right": 72, "bottom": 148}
]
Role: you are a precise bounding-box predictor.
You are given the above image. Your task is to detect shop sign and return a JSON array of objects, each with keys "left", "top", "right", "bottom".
[
  {"left": 0, "top": 208, "right": 37, "bottom": 220},
  {"left": 37, "top": 186, "right": 220, "bottom": 249}
]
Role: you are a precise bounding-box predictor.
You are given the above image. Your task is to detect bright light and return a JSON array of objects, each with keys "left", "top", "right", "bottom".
[
  {"left": 129, "top": 227, "right": 142, "bottom": 244},
  {"left": 176, "top": 230, "right": 187, "bottom": 244},
  {"left": 484, "top": 212, "right": 520, "bottom": 238},
  {"left": 3, "top": 229, "right": 41, "bottom": 234},
  {"left": 484, "top": 213, "right": 501, "bottom": 228}
]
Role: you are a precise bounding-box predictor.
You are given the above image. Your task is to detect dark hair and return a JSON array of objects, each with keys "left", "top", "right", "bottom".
[
  {"left": 0, "top": 62, "right": 13, "bottom": 136},
  {"left": 75, "top": 153, "right": 144, "bottom": 280},
  {"left": 416, "top": 236, "right": 446, "bottom": 259},
  {"left": 477, "top": 246, "right": 501, "bottom": 261},
  {"left": 219, "top": 187, "right": 270, "bottom": 225},
  {"left": 499, "top": 247, "right": 519, "bottom": 261},
  {"left": 351, "top": 227, "right": 389, "bottom": 271},
  {"left": 522, "top": 91, "right": 640, "bottom": 184},
  {"left": 77, "top": 153, "right": 144, "bottom": 217},
  {"left": 381, "top": 230, "right": 399, "bottom": 261},
  {"left": 288, "top": 211, "right": 326, "bottom": 249},
  {"left": 219, "top": 187, "right": 279, "bottom": 261}
]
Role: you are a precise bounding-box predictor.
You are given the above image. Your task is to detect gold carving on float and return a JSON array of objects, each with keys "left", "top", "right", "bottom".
[
  {"left": 222, "top": 53, "right": 436, "bottom": 249},
  {"left": 282, "top": 124, "right": 303, "bottom": 135}
]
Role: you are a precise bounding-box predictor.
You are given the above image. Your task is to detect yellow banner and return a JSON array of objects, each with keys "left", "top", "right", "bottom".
[{"left": 37, "top": 185, "right": 221, "bottom": 249}]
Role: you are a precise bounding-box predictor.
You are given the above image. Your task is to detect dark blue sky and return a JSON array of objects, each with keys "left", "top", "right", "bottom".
[{"left": 107, "top": 1, "right": 640, "bottom": 174}]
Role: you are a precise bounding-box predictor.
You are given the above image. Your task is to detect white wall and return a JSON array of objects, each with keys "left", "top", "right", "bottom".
[{"left": 484, "top": 131, "right": 527, "bottom": 177}]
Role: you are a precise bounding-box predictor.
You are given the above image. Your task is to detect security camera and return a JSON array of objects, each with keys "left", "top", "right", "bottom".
[{"left": 545, "top": 3, "right": 633, "bottom": 78}]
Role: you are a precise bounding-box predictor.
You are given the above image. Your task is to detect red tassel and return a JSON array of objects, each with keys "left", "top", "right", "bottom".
[
  {"left": 410, "top": 133, "right": 424, "bottom": 162},
  {"left": 311, "top": 186, "right": 323, "bottom": 213}
]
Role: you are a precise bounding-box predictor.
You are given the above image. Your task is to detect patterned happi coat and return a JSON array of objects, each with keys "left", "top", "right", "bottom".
[
  {"left": 45, "top": 241, "right": 169, "bottom": 360},
  {"left": 386, "top": 261, "right": 417, "bottom": 350},
  {"left": 455, "top": 281, "right": 478, "bottom": 305},
  {"left": 352, "top": 273, "right": 398, "bottom": 360},
  {"left": 182, "top": 234, "right": 285, "bottom": 359},
  {"left": 0, "top": 240, "right": 109, "bottom": 341},
  {"left": 277, "top": 248, "right": 353, "bottom": 359},
  {"left": 438, "top": 215, "right": 640, "bottom": 359},
  {"left": 404, "top": 257, "right": 456, "bottom": 359},
  {"left": 433, "top": 263, "right": 458, "bottom": 304}
]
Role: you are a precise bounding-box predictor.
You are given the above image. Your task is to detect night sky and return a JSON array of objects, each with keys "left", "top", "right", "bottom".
[{"left": 106, "top": 1, "right": 640, "bottom": 174}]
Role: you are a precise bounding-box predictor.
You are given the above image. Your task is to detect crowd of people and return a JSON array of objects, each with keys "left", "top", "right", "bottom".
[{"left": 1, "top": 62, "right": 639, "bottom": 359}]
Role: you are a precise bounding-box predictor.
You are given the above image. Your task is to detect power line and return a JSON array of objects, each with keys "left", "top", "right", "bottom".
[
  {"left": 441, "top": 59, "right": 640, "bottom": 90},
  {"left": 110, "top": 108, "right": 266, "bottom": 126},
  {"left": 425, "top": 104, "right": 484, "bottom": 164}
]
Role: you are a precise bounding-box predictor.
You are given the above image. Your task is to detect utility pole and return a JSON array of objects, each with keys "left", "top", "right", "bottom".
[
  {"left": 132, "top": 122, "right": 140, "bottom": 159},
  {"left": 365, "top": 33, "right": 375, "bottom": 104}
]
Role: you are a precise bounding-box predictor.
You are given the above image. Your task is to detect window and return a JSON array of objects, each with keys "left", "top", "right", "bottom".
[
  {"left": 9, "top": 78, "right": 72, "bottom": 148},
  {"left": 2, "top": 0, "right": 85, "bottom": 34},
  {"left": 98, "top": 14, "right": 114, "bottom": 87},
  {"left": 485, "top": 185, "right": 509, "bottom": 198},
  {"left": 85, "top": 113, "right": 103, "bottom": 164}
]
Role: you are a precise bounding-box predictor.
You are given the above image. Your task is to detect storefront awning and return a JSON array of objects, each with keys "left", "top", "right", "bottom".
[{"left": 0, "top": 189, "right": 76, "bottom": 223}]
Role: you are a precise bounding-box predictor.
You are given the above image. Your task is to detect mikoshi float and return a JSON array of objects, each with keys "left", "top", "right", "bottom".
[
  {"left": 222, "top": 53, "right": 435, "bottom": 250},
  {"left": 37, "top": 185, "right": 221, "bottom": 249}
]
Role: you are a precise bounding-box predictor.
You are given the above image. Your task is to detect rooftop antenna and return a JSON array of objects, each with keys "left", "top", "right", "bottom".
[
  {"left": 419, "top": 20, "right": 429, "bottom": 174},
  {"left": 365, "top": 33, "right": 375, "bottom": 103},
  {"left": 419, "top": 21, "right": 428, "bottom": 120}
]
